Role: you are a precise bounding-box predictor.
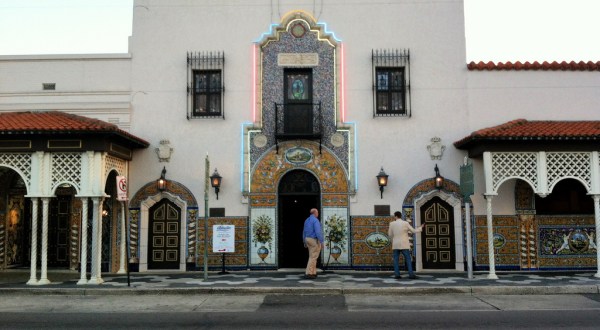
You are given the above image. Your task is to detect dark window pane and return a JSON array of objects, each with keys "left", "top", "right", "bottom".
[
  {"left": 210, "top": 73, "right": 221, "bottom": 90},
  {"left": 209, "top": 95, "right": 220, "bottom": 113},
  {"left": 377, "top": 93, "right": 388, "bottom": 111},
  {"left": 377, "top": 72, "right": 388, "bottom": 90},
  {"left": 192, "top": 70, "right": 222, "bottom": 116},
  {"left": 391, "top": 71, "right": 403, "bottom": 89},
  {"left": 195, "top": 73, "right": 208, "bottom": 92},
  {"left": 195, "top": 94, "right": 207, "bottom": 113},
  {"left": 391, "top": 92, "right": 404, "bottom": 111}
]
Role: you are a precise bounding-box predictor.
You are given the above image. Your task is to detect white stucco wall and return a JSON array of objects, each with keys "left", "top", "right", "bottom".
[
  {"left": 127, "top": 0, "right": 469, "bottom": 217},
  {"left": 0, "top": 54, "right": 133, "bottom": 128},
  {"left": 1, "top": 0, "right": 598, "bottom": 220}
]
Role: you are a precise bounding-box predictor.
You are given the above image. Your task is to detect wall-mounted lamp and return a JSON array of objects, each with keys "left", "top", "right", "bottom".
[
  {"left": 376, "top": 167, "right": 389, "bottom": 199},
  {"left": 157, "top": 166, "right": 167, "bottom": 191},
  {"left": 434, "top": 164, "right": 444, "bottom": 189},
  {"left": 210, "top": 168, "right": 222, "bottom": 200}
]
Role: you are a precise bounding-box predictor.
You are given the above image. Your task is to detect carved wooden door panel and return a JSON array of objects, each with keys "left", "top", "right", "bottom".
[{"left": 421, "top": 197, "right": 455, "bottom": 269}]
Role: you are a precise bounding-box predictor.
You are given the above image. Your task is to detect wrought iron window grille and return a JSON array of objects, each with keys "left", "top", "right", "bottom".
[
  {"left": 372, "top": 49, "right": 411, "bottom": 118},
  {"left": 187, "top": 51, "right": 225, "bottom": 119}
]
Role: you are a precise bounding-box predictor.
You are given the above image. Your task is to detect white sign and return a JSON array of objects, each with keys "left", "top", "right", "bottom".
[
  {"left": 213, "top": 225, "right": 235, "bottom": 253},
  {"left": 116, "top": 176, "right": 127, "bottom": 201},
  {"left": 277, "top": 53, "right": 319, "bottom": 67}
]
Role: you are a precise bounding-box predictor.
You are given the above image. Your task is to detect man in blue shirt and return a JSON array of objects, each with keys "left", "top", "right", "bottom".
[{"left": 302, "top": 208, "right": 324, "bottom": 279}]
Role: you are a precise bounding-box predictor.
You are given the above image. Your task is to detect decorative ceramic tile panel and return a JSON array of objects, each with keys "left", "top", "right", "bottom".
[
  {"left": 249, "top": 208, "right": 276, "bottom": 266},
  {"left": 351, "top": 216, "right": 394, "bottom": 268},
  {"left": 322, "top": 207, "right": 349, "bottom": 265}
]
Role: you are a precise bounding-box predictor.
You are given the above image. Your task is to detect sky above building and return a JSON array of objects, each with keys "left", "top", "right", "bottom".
[{"left": 0, "top": 0, "right": 599, "bottom": 62}]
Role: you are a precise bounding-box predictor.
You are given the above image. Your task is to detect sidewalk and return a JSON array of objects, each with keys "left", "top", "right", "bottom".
[{"left": 1, "top": 269, "right": 600, "bottom": 295}]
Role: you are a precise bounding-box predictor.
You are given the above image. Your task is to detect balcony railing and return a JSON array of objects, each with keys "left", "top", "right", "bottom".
[{"left": 274, "top": 102, "right": 323, "bottom": 153}]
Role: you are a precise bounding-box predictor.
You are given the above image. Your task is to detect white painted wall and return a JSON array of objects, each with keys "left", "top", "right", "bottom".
[
  {"left": 0, "top": 54, "right": 132, "bottom": 128},
  {"left": 127, "top": 0, "right": 469, "bottom": 217},
  {"left": 1, "top": 0, "right": 598, "bottom": 220}
]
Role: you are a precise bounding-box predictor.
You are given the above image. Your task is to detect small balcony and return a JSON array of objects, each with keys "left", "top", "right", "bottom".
[{"left": 274, "top": 102, "right": 323, "bottom": 153}]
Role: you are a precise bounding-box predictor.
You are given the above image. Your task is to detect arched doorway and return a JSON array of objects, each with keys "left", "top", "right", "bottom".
[
  {"left": 278, "top": 170, "right": 320, "bottom": 268},
  {"left": 420, "top": 196, "right": 455, "bottom": 269},
  {"left": 1, "top": 168, "right": 29, "bottom": 268}
]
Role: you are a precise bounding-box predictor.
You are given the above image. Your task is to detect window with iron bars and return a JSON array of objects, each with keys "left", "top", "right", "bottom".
[
  {"left": 187, "top": 51, "right": 225, "bottom": 119},
  {"left": 372, "top": 49, "right": 411, "bottom": 117}
]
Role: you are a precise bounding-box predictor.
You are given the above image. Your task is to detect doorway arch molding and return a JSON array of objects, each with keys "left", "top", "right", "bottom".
[
  {"left": 403, "top": 178, "right": 464, "bottom": 272},
  {"left": 249, "top": 140, "right": 349, "bottom": 203},
  {"left": 129, "top": 179, "right": 198, "bottom": 271},
  {"left": 247, "top": 140, "right": 351, "bottom": 267}
]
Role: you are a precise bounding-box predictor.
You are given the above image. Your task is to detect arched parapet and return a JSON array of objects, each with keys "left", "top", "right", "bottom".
[{"left": 257, "top": 10, "right": 340, "bottom": 48}]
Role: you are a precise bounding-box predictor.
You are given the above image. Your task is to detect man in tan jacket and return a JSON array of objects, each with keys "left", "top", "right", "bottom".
[{"left": 388, "top": 211, "right": 424, "bottom": 279}]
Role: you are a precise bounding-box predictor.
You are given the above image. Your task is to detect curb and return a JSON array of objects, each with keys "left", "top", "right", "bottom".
[
  {"left": 1, "top": 285, "right": 598, "bottom": 296},
  {"left": 472, "top": 285, "right": 600, "bottom": 295}
]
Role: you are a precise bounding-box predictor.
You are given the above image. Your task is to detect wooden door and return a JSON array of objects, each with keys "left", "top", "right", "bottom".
[
  {"left": 421, "top": 197, "right": 455, "bottom": 269},
  {"left": 148, "top": 199, "right": 181, "bottom": 269}
]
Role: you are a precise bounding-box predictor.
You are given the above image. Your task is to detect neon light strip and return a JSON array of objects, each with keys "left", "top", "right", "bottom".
[
  {"left": 252, "top": 44, "right": 257, "bottom": 123},
  {"left": 350, "top": 122, "right": 358, "bottom": 191},
  {"left": 316, "top": 22, "right": 341, "bottom": 42},
  {"left": 254, "top": 23, "right": 278, "bottom": 43},
  {"left": 340, "top": 43, "right": 345, "bottom": 123},
  {"left": 240, "top": 122, "right": 253, "bottom": 192}
]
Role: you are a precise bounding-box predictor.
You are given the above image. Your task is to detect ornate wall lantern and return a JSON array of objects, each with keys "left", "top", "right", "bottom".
[
  {"left": 210, "top": 168, "right": 222, "bottom": 199},
  {"left": 376, "top": 167, "right": 389, "bottom": 199},
  {"left": 157, "top": 166, "right": 167, "bottom": 191},
  {"left": 434, "top": 164, "right": 444, "bottom": 189}
]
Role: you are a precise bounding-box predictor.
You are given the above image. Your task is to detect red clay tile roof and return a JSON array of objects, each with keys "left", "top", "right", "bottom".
[
  {"left": 454, "top": 119, "right": 600, "bottom": 148},
  {"left": 0, "top": 111, "right": 149, "bottom": 147},
  {"left": 467, "top": 61, "right": 600, "bottom": 71}
]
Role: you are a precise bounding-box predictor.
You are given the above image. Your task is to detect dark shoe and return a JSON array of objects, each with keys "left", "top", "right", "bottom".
[
  {"left": 394, "top": 275, "right": 402, "bottom": 279},
  {"left": 303, "top": 275, "right": 316, "bottom": 279},
  {"left": 408, "top": 275, "right": 419, "bottom": 279}
]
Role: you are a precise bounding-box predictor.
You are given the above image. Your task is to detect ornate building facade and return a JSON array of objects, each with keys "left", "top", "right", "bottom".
[{"left": 1, "top": 0, "right": 600, "bottom": 284}]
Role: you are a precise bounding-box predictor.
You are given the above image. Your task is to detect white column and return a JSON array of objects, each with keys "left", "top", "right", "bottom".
[
  {"left": 593, "top": 195, "right": 600, "bottom": 278},
  {"left": 96, "top": 197, "right": 104, "bottom": 283},
  {"left": 88, "top": 197, "right": 102, "bottom": 284},
  {"left": 26, "top": 198, "right": 39, "bottom": 285},
  {"left": 38, "top": 197, "right": 51, "bottom": 285},
  {"left": 465, "top": 202, "right": 473, "bottom": 279},
  {"left": 118, "top": 201, "right": 126, "bottom": 274},
  {"left": 485, "top": 195, "right": 498, "bottom": 279},
  {"left": 77, "top": 198, "right": 89, "bottom": 285}
]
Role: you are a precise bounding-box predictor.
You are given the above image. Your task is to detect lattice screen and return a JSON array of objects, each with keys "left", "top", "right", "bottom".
[
  {"left": 0, "top": 153, "right": 32, "bottom": 188},
  {"left": 51, "top": 153, "right": 82, "bottom": 191},
  {"left": 491, "top": 152, "right": 538, "bottom": 192},
  {"left": 546, "top": 152, "right": 592, "bottom": 192},
  {"left": 105, "top": 154, "right": 127, "bottom": 177}
]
